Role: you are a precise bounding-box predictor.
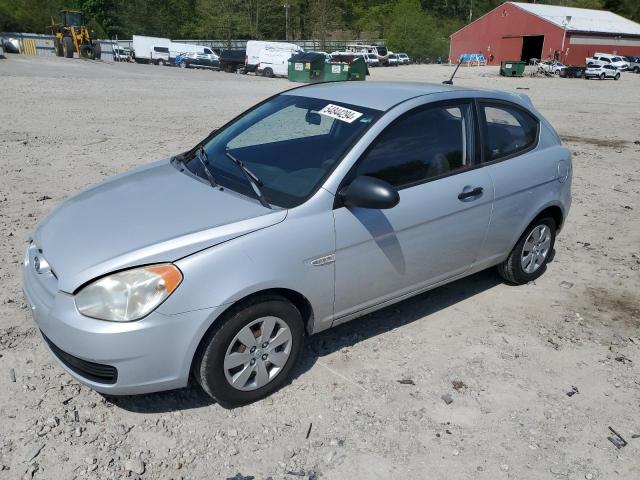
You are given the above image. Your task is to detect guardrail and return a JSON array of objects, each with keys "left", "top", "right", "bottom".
[{"left": 1, "top": 33, "right": 385, "bottom": 62}]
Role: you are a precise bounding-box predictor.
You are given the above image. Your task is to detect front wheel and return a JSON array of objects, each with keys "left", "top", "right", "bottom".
[
  {"left": 600, "top": 73, "right": 605, "bottom": 80},
  {"left": 193, "top": 295, "right": 304, "bottom": 407},
  {"left": 614, "top": 73, "right": 620, "bottom": 80},
  {"left": 497, "top": 217, "right": 556, "bottom": 285},
  {"left": 63, "top": 36, "right": 74, "bottom": 58}
]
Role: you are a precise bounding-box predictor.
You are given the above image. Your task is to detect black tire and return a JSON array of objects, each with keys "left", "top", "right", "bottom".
[
  {"left": 80, "top": 44, "right": 94, "bottom": 59},
  {"left": 63, "top": 36, "right": 74, "bottom": 58},
  {"left": 614, "top": 73, "right": 620, "bottom": 80},
  {"left": 634, "top": 67, "right": 639, "bottom": 73},
  {"left": 54, "top": 38, "right": 64, "bottom": 57},
  {"left": 193, "top": 295, "right": 304, "bottom": 407},
  {"left": 263, "top": 67, "right": 274, "bottom": 78},
  {"left": 158, "top": 59, "right": 166, "bottom": 66},
  {"left": 497, "top": 217, "right": 556, "bottom": 285},
  {"left": 600, "top": 73, "right": 605, "bottom": 80},
  {"left": 93, "top": 42, "right": 101, "bottom": 60},
  {"left": 179, "top": 61, "right": 187, "bottom": 68}
]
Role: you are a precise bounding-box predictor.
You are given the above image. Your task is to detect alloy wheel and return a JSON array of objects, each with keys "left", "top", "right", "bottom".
[
  {"left": 223, "top": 316, "right": 292, "bottom": 391},
  {"left": 520, "top": 224, "right": 551, "bottom": 274}
]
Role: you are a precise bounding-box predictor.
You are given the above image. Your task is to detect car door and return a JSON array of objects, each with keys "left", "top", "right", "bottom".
[
  {"left": 475, "top": 100, "right": 560, "bottom": 263},
  {"left": 332, "top": 100, "right": 494, "bottom": 322}
]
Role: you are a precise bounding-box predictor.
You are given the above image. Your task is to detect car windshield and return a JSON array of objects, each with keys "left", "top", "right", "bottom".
[{"left": 182, "top": 95, "right": 381, "bottom": 208}]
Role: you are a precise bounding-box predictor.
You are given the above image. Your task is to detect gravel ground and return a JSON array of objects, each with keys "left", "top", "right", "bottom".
[{"left": 1, "top": 56, "right": 639, "bottom": 480}]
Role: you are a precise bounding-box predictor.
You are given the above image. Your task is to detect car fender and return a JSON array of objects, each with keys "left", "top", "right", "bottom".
[{"left": 161, "top": 188, "right": 337, "bottom": 331}]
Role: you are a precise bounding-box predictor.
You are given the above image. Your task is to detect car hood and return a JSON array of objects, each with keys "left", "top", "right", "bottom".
[{"left": 34, "top": 159, "right": 286, "bottom": 293}]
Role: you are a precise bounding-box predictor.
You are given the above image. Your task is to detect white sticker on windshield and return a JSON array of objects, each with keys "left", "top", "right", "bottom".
[{"left": 318, "top": 104, "right": 363, "bottom": 123}]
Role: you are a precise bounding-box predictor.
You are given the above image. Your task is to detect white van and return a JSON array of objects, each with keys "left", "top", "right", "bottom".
[
  {"left": 245, "top": 40, "right": 302, "bottom": 74},
  {"left": 132, "top": 35, "right": 171, "bottom": 65},
  {"left": 256, "top": 49, "right": 293, "bottom": 77}
]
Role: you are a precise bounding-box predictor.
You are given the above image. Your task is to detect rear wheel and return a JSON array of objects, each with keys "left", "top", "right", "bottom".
[
  {"left": 54, "top": 38, "right": 64, "bottom": 57},
  {"left": 63, "top": 36, "right": 74, "bottom": 58},
  {"left": 193, "top": 295, "right": 304, "bottom": 407},
  {"left": 263, "top": 67, "right": 274, "bottom": 78},
  {"left": 158, "top": 59, "right": 166, "bottom": 66},
  {"left": 497, "top": 217, "right": 556, "bottom": 285},
  {"left": 614, "top": 73, "right": 620, "bottom": 80},
  {"left": 179, "top": 61, "right": 187, "bottom": 68},
  {"left": 600, "top": 72, "right": 605, "bottom": 80},
  {"left": 79, "top": 44, "right": 94, "bottom": 59}
]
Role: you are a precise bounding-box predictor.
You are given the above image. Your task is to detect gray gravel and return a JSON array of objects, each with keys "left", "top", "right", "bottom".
[{"left": 1, "top": 56, "right": 639, "bottom": 479}]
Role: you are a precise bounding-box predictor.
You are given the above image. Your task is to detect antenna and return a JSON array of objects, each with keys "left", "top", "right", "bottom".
[{"left": 443, "top": 59, "right": 462, "bottom": 85}]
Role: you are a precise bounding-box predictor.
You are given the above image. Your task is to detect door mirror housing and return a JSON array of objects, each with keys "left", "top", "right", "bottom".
[{"left": 339, "top": 176, "right": 400, "bottom": 209}]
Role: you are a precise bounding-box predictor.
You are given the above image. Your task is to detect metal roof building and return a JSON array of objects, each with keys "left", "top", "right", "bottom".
[{"left": 450, "top": 2, "right": 640, "bottom": 65}]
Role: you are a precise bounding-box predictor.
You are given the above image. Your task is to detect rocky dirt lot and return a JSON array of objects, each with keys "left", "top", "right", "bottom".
[{"left": 0, "top": 56, "right": 639, "bottom": 480}]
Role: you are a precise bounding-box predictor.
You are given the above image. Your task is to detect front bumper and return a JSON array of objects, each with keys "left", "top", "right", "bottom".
[{"left": 23, "top": 246, "right": 222, "bottom": 395}]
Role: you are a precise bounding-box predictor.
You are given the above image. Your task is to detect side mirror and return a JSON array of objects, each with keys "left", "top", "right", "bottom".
[
  {"left": 305, "top": 111, "right": 321, "bottom": 125},
  {"left": 339, "top": 176, "right": 399, "bottom": 210}
]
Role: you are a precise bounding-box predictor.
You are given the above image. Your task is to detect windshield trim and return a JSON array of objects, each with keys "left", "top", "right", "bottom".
[{"left": 178, "top": 91, "right": 385, "bottom": 209}]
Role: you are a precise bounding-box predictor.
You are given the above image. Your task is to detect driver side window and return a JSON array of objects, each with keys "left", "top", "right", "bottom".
[{"left": 353, "top": 102, "right": 473, "bottom": 188}]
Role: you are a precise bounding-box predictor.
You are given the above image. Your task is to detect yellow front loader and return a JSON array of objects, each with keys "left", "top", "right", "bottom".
[{"left": 51, "top": 10, "right": 101, "bottom": 60}]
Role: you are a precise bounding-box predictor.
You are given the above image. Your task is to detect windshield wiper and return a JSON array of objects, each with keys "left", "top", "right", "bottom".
[
  {"left": 195, "top": 146, "right": 217, "bottom": 188},
  {"left": 224, "top": 150, "right": 271, "bottom": 209}
]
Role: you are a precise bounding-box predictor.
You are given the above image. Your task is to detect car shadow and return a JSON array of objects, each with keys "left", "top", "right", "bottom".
[
  {"left": 106, "top": 268, "right": 503, "bottom": 413},
  {"left": 290, "top": 268, "right": 503, "bottom": 382}
]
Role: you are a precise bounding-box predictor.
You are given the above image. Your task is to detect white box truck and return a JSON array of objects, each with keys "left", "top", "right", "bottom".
[
  {"left": 132, "top": 35, "right": 171, "bottom": 65},
  {"left": 245, "top": 40, "right": 302, "bottom": 75}
]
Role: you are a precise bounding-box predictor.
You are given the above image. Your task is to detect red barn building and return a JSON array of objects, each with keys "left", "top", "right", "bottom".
[{"left": 450, "top": 2, "right": 640, "bottom": 65}]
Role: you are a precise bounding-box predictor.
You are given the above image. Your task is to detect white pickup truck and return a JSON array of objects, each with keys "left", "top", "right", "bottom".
[{"left": 586, "top": 53, "right": 630, "bottom": 71}]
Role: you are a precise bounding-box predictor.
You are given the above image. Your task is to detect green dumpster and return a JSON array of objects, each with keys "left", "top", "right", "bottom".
[
  {"left": 500, "top": 60, "right": 526, "bottom": 77},
  {"left": 323, "top": 55, "right": 368, "bottom": 82},
  {"left": 288, "top": 52, "right": 325, "bottom": 83}
]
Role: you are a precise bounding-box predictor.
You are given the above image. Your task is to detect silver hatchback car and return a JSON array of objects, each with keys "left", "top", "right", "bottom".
[{"left": 23, "top": 82, "right": 571, "bottom": 407}]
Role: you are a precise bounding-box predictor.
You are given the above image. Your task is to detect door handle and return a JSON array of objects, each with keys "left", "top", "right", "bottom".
[{"left": 458, "top": 186, "right": 483, "bottom": 200}]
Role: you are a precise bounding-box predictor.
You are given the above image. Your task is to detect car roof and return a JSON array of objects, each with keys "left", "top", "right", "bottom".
[{"left": 284, "top": 82, "right": 468, "bottom": 111}]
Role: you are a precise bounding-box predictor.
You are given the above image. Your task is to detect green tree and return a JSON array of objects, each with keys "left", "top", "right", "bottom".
[{"left": 387, "top": 0, "right": 460, "bottom": 60}]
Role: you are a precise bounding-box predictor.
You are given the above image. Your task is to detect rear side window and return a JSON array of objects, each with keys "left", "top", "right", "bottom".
[
  {"left": 480, "top": 102, "right": 538, "bottom": 161},
  {"left": 353, "top": 102, "right": 473, "bottom": 188}
]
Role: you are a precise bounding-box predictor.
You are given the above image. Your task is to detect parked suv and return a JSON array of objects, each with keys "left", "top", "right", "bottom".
[
  {"left": 24, "top": 82, "right": 571, "bottom": 407},
  {"left": 623, "top": 56, "right": 640, "bottom": 73},
  {"left": 585, "top": 64, "right": 621, "bottom": 80},
  {"left": 397, "top": 53, "right": 410, "bottom": 65}
]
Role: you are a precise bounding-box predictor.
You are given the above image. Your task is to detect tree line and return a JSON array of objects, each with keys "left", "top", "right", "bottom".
[{"left": 1, "top": 0, "right": 638, "bottom": 60}]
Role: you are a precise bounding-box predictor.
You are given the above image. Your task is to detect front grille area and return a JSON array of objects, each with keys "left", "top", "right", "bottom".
[{"left": 42, "top": 332, "right": 118, "bottom": 384}]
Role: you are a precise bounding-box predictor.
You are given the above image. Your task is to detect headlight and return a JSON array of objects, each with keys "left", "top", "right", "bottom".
[{"left": 75, "top": 264, "right": 182, "bottom": 322}]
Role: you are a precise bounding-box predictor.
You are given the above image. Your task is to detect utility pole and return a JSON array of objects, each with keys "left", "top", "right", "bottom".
[
  {"left": 284, "top": 2, "right": 290, "bottom": 41},
  {"left": 561, "top": 15, "right": 571, "bottom": 62}
]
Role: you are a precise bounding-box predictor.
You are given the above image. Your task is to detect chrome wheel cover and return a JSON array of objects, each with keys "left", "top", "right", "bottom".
[
  {"left": 223, "top": 316, "right": 293, "bottom": 391},
  {"left": 521, "top": 224, "right": 551, "bottom": 274}
]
